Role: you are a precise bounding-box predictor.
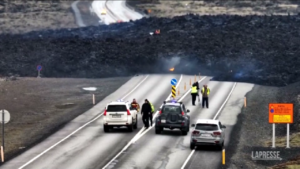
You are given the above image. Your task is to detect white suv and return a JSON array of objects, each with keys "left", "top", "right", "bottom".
[
  {"left": 190, "top": 119, "right": 226, "bottom": 150},
  {"left": 103, "top": 101, "right": 138, "bottom": 132}
]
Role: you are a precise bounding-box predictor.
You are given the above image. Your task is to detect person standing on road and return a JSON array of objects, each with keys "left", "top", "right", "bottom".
[
  {"left": 193, "top": 81, "right": 200, "bottom": 102},
  {"left": 147, "top": 100, "right": 155, "bottom": 126},
  {"left": 141, "top": 99, "right": 151, "bottom": 128},
  {"left": 130, "top": 98, "right": 140, "bottom": 112},
  {"left": 191, "top": 85, "right": 198, "bottom": 106},
  {"left": 201, "top": 85, "right": 210, "bottom": 108}
]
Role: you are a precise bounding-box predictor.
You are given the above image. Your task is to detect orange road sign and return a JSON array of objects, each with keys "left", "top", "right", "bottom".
[{"left": 269, "top": 103, "right": 293, "bottom": 123}]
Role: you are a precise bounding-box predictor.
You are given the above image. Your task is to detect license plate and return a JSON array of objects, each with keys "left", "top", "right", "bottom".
[
  {"left": 161, "top": 119, "right": 166, "bottom": 123},
  {"left": 112, "top": 115, "right": 121, "bottom": 118},
  {"left": 201, "top": 134, "right": 211, "bottom": 137}
]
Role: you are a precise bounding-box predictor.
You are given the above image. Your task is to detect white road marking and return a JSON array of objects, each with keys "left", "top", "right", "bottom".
[
  {"left": 180, "top": 82, "right": 237, "bottom": 169},
  {"left": 213, "top": 83, "right": 237, "bottom": 120},
  {"left": 102, "top": 74, "right": 184, "bottom": 169},
  {"left": 131, "top": 76, "right": 208, "bottom": 143},
  {"left": 18, "top": 75, "right": 149, "bottom": 169},
  {"left": 181, "top": 149, "right": 196, "bottom": 169}
]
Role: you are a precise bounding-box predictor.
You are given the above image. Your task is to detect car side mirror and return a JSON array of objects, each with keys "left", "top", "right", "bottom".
[
  {"left": 222, "top": 125, "right": 226, "bottom": 128},
  {"left": 187, "top": 109, "right": 190, "bottom": 112},
  {"left": 191, "top": 124, "right": 195, "bottom": 127}
]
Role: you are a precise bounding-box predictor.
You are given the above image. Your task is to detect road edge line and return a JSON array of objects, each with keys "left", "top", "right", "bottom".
[
  {"left": 213, "top": 82, "right": 237, "bottom": 120},
  {"left": 180, "top": 82, "right": 237, "bottom": 169},
  {"left": 181, "top": 149, "right": 195, "bottom": 169},
  {"left": 102, "top": 74, "right": 184, "bottom": 169},
  {"left": 18, "top": 75, "right": 149, "bottom": 169},
  {"left": 131, "top": 76, "right": 208, "bottom": 143}
]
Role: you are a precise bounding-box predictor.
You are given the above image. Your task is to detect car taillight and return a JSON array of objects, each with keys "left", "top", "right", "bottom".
[
  {"left": 127, "top": 109, "right": 131, "bottom": 115},
  {"left": 104, "top": 110, "right": 107, "bottom": 116},
  {"left": 213, "top": 132, "right": 221, "bottom": 136},
  {"left": 159, "top": 110, "right": 162, "bottom": 114},
  {"left": 192, "top": 130, "right": 200, "bottom": 135},
  {"left": 181, "top": 111, "right": 184, "bottom": 115}
]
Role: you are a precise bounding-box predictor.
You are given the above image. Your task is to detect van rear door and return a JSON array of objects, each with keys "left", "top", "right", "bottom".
[{"left": 106, "top": 104, "right": 127, "bottom": 121}]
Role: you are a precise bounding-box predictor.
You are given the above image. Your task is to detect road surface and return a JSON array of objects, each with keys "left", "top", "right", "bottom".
[
  {"left": 102, "top": 77, "right": 254, "bottom": 169},
  {"left": 92, "top": 0, "right": 143, "bottom": 25},
  {"left": 2, "top": 74, "right": 254, "bottom": 169},
  {"left": 2, "top": 74, "right": 181, "bottom": 169}
]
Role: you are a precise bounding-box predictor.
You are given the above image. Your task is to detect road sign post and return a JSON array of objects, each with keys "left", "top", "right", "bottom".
[
  {"left": 82, "top": 87, "right": 97, "bottom": 105},
  {"left": 269, "top": 103, "right": 293, "bottom": 149},
  {"left": 37, "top": 65, "right": 42, "bottom": 78},
  {"left": 170, "top": 79, "right": 177, "bottom": 99},
  {"left": 2, "top": 111, "right": 3, "bottom": 152},
  {"left": 0, "top": 109, "right": 10, "bottom": 162},
  {"left": 172, "top": 85, "right": 176, "bottom": 98}
]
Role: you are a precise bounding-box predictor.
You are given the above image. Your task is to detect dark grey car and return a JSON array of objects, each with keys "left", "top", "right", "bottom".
[{"left": 155, "top": 100, "right": 190, "bottom": 135}]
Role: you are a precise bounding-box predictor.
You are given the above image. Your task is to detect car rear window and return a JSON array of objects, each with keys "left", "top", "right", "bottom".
[
  {"left": 196, "top": 123, "right": 219, "bottom": 131},
  {"left": 161, "top": 105, "right": 181, "bottom": 114},
  {"left": 106, "top": 105, "right": 127, "bottom": 112}
]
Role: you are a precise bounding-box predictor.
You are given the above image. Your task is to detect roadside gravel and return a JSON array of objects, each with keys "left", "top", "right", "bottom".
[
  {"left": 226, "top": 83, "right": 300, "bottom": 169},
  {"left": 0, "top": 76, "right": 130, "bottom": 163}
]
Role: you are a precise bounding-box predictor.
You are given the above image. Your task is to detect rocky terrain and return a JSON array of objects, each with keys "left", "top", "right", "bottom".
[
  {"left": 1, "top": 14, "right": 300, "bottom": 86},
  {"left": 1, "top": 1, "right": 300, "bottom": 168}
]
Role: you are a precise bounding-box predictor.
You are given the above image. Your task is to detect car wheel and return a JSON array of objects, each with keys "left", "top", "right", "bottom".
[
  {"left": 127, "top": 121, "right": 134, "bottom": 132},
  {"left": 217, "top": 142, "right": 224, "bottom": 150},
  {"left": 155, "top": 128, "right": 161, "bottom": 134},
  {"left": 190, "top": 143, "right": 195, "bottom": 150},
  {"left": 133, "top": 116, "right": 138, "bottom": 129},
  {"left": 104, "top": 125, "right": 109, "bottom": 132},
  {"left": 182, "top": 130, "right": 187, "bottom": 135}
]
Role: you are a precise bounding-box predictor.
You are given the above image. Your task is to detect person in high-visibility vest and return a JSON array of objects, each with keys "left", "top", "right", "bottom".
[
  {"left": 193, "top": 81, "right": 200, "bottom": 102},
  {"left": 148, "top": 100, "right": 155, "bottom": 126},
  {"left": 201, "top": 85, "right": 210, "bottom": 108},
  {"left": 191, "top": 86, "right": 198, "bottom": 106}
]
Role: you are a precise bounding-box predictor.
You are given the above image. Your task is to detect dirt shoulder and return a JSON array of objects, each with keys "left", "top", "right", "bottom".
[
  {"left": 128, "top": 0, "right": 300, "bottom": 17},
  {"left": 226, "top": 83, "right": 300, "bottom": 169},
  {"left": 0, "top": 1, "right": 77, "bottom": 34},
  {"left": 0, "top": 76, "right": 130, "bottom": 163}
]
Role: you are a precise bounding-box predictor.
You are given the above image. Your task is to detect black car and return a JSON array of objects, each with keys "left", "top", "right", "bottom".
[{"left": 155, "top": 100, "right": 190, "bottom": 135}]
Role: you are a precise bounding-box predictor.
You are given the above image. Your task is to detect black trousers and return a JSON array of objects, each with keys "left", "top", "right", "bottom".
[
  {"left": 142, "top": 115, "right": 149, "bottom": 127},
  {"left": 202, "top": 97, "right": 209, "bottom": 108},
  {"left": 191, "top": 94, "right": 197, "bottom": 105},
  {"left": 149, "top": 113, "right": 153, "bottom": 126}
]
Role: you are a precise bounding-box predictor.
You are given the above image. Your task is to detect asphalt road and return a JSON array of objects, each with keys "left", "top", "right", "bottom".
[
  {"left": 105, "top": 0, "right": 143, "bottom": 22},
  {"left": 2, "top": 74, "right": 254, "bottom": 169},
  {"left": 1, "top": 74, "right": 181, "bottom": 169},
  {"left": 103, "top": 77, "right": 230, "bottom": 169},
  {"left": 102, "top": 79, "right": 254, "bottom": 169},
  {"left": 92, "top": 0, "right": 143, "bottom": 25}
]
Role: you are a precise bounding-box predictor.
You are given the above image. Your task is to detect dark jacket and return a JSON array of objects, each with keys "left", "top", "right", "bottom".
[
  {"left": 193, "top": 82, "right": 199, "bottom": 90},
  {"left": 141, "top": 103, "right": 151, "bottom": 116}
]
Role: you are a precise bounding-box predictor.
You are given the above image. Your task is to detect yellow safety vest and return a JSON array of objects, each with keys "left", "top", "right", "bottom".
[
  {"left": 191, "top": 86, "right": 198, "bottom": 94},
  {"left": 201, "top": 87, "right": 210, "bottom": 95}
]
